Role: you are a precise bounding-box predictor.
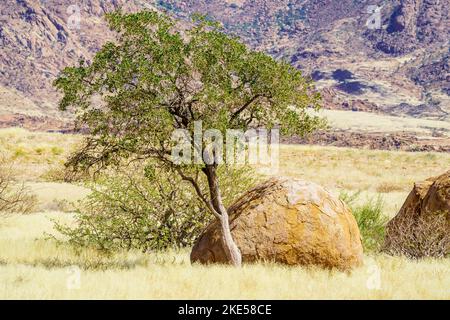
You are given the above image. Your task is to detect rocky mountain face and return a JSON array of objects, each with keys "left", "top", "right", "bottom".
[
  {"left": 366, "top": 0, "right": 448, "bottom": 55},
  {"left": 157, "top": 0, "right": 449, "bottom": 119},
  {"left": 0, "top": 0, "right": 144, "bottom": 113},
  {"left": 0, "top": 0, "right": 448, "bottom": 130}
]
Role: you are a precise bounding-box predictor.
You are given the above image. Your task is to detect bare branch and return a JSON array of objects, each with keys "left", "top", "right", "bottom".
[
  {"left": 174, "top": 167, "right": 221, "bottom": 219},
  {"left": 0, "top": 159, "right": 36, "bottom": 214},
  {"left": 230, "top": 94, "right": 264, "bottom": 122}
]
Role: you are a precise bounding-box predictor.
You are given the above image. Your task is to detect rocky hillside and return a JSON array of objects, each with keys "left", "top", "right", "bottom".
[
  {"left": 365, "top": 0, "right": 448, "bottom": 55},
  {"left": 0, "top": 0, "right": 448, "bottom": 130},
  {"left": 0, "top": 1, "right": 145, "bottom": 112}
]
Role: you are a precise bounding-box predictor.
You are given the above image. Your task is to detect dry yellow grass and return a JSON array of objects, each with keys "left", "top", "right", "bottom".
[
  {"left": 273, "top": 144, "right": 449, "bottom": 193},
  {"left": 1, "top": 213, "right": 449, "bottom": 300},
  {"left": 320, "top": 109, "right": 450, "bottom": 136},
  {"left": 259, "top": 144, "right": 450, "bottom": 217},
  {"left": 1, "top": 129, "right": 450, "bottom": 299},
  {"left": 0, "top": 128, "right": 81, "bottom": 181},
  {"left": 26, "top": 182, "right": 89, "bottom": 212}
]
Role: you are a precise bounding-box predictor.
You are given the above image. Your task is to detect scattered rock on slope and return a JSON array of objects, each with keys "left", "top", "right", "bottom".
[{"left": 191, "top": 178, "right": 364, "bottom": 270}]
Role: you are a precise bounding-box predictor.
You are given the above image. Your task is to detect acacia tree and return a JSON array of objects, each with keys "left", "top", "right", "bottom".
[{"left": 54, "top": 10, "right": 323, "bottom": 266}]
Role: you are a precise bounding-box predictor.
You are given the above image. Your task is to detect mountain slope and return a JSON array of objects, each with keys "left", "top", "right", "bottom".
[
  {"left": 0, "top": 0, "right": 448, "bottom": 130},
  {"left": 154, "top": 0, "right": 449, "bottom": 118}
]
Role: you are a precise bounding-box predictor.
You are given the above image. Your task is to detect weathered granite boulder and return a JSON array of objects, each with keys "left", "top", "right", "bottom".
[
  {"left": 384, "top": 170, "right": 450, "bottom": 258},
  {"left": 191, "top": 178, "right": 364, "bottom": 270}
]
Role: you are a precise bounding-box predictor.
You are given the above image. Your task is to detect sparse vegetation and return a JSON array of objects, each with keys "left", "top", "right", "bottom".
[
  {"left": 1, "top": 212, "right": 450, "bottom": 299},
  {"left": 0, "top": 128, "right": 81, "bottom": 180},
  {"left": 376, "top": 182, "right": 405, "bottom": 193},
  {"left": 320, "top": 109, "right": 450, "bottom": 137},
  {"left": 1, "top": 130, "right": 450, "bottom": 299},
  {"left": 384, "top": 211, "right": 449, "bottom": 259},
  {"left": 54, "top": 163, "right": 257, "bottom": 252},
  {"left": 341, "top": 192, "right": 388, "bottom": 252},
  {"left": 39, "top": 165, "right": 68, "bottom": 183},
  {"left": 0, "top": 157, "right": 37, "bottom": 214}
]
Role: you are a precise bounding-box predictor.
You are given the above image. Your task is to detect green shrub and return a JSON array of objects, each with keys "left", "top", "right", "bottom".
[
  {"left": 12, "top": 147, "right": 27, "bottom": 159},
  {"left": 51, "top": 146, "right": 64, "bottom": 156},
  {"left": 340, "top": 191, "right": 388, "bottom": 252},
  {"left": 54, "top": 163, "right": 257, "bottom": 253}
]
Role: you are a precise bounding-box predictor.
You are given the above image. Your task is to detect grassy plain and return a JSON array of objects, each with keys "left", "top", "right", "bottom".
[
  {"left": 1, "top": 212, "right": 449, "bottom": 299},
  {"left": 320, "top": 109, "right": 450, "bottom": 137},
  {"left": 0, "top": 128, "right": 449, "bottom": 299}
]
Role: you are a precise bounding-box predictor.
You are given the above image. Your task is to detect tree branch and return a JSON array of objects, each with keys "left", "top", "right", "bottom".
[
  {"left": 230, "top": 94, "right": 263, "bottom": 122},
  {"left": 174, "top": 167, "right": 221, "bottom": 219}
]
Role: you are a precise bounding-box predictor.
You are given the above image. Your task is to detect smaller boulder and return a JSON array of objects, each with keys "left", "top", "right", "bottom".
[{"left": 384, "top": 170, "right": 450, "bottom": 258}]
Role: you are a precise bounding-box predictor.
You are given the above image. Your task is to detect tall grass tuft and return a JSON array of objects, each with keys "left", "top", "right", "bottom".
[{"left": 340, "top": 191, "right": 388, "bottom": 252}]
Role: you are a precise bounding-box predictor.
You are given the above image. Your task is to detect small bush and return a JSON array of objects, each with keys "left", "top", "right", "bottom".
[
  {"left": 12, "top": 147, "right": 27, "bottom": 159},
  {"left": 54, "top": 162, "right": 258, "bottom": 253},
  {"left": 340, "top": 192, "right": 388, "bottom": 252},
  {"left": 51, "top": 146, "right": 64, "bottom": 156},
  {"left": 384, "top": 211, "right": 449, "bottom": 259},
  {"left": 34, "top": 147, "right": 45, "bottom": 155},
  {"left": 376, "top": 182, "right": 404, "bottom": 193},
  {"left": 40, "top": 166, "right": 65, "bottom": 182},
  {"left": 41, "top": 162, "right": 90, "bottom": 183},
  {"left": 0, "top": 157, "right": 37, "bottom": 214}
]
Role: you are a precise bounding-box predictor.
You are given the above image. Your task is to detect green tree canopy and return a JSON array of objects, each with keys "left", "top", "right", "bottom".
[{"left": 54, "top": 10, "right": 324, "bottom": 266}]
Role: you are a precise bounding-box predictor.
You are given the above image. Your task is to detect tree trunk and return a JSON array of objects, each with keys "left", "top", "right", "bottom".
[
  {"left": 218, "top": 211, "right": 242, "bottom": 267},
  {"left": 204, "top": 165, "right": 242, "bottom": 267}
]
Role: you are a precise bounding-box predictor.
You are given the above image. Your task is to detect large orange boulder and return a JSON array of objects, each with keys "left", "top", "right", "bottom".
[
  {"left": 384, "top": 170, "right": 450, "bottom": 258},
  {"left": 191, "top": 178, "right": 364, "bottom": 270}
]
